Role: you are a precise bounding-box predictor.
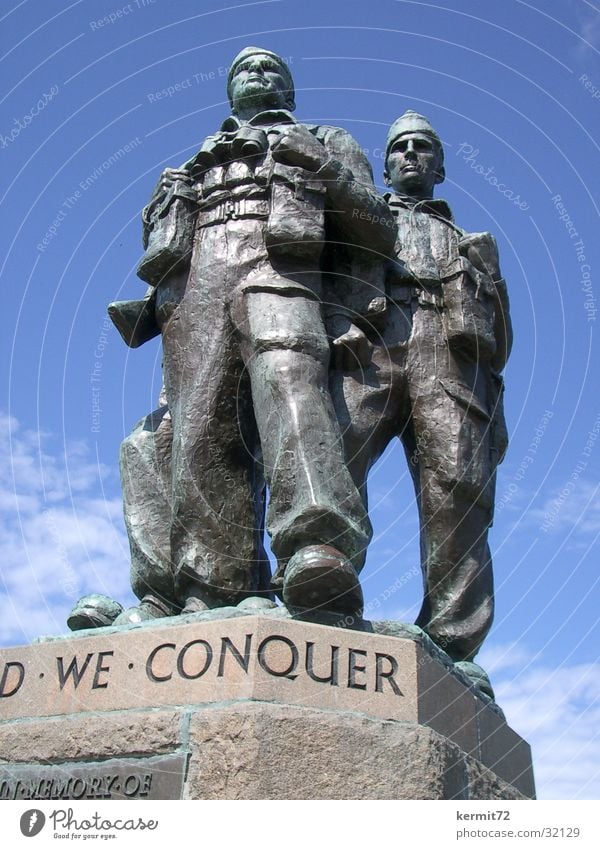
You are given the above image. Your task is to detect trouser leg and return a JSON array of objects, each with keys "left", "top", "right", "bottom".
[
  {"left": 233, "top": 289, "right": 372, "bottom": 571},
  {"left": 331, "top": 300, "right": 411, "bottom": 506},
  {"left": 160, "top": 271, "right": 262, "bottom": 608},
  {"left": 407, "top": 308, "right": 495, "bottom": 661},
  {"left": 120, "top": 405, "right": 177, "bottom": 610},
  {"left": 412, "top": 466, "right": 494, "bottom": 662}
]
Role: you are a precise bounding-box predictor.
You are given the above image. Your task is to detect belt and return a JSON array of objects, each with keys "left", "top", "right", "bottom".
[{"left": 197, "top": 196, "right": 270, "bottom": 227}]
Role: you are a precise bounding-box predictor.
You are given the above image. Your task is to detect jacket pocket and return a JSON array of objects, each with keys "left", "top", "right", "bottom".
[
  {"left": 442, "top": 265, "right": 496, "bottom": 362},
  {"left": 138, "top": 183, "right": 198, "bottom": 286},
  {"left": 265, "top": 166, "right": 326, "bottom": 262}
]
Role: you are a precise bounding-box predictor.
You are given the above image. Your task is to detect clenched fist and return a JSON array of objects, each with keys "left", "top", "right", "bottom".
[{"left": 270, "top": 126, "right": 329, "bottom": 172}]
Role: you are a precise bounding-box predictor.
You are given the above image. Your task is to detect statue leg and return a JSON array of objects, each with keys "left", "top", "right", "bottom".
[
  {"left": 406, "top": 308, "right": 495, "bottom": 662},
  {"left": 331, "top": 300, "right": 412, "bottom": 505},
  {"left": 160, "top": 261, "right": 263, "bottom": 610},
  {"left": 233, "top": 287, "right": 371, "bottom": 612},
  {"left": 119, "top": 404, "right": 178, "bottom": 617}
]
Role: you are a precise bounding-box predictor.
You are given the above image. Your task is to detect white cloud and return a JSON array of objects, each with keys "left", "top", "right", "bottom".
[
  {"left": 0, "top": 413, "right": 134, "bottom": 647},
  {"left": 479, "top": 643, "right": 600, "bottom": 800},
  {"left": 530, "top": 479, "right": 600, "bottom": 540}
]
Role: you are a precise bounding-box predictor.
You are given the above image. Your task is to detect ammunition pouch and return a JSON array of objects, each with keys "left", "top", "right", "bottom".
[
  {"left": 265, "top": 164, "right": 327, "bottom": 262},
  {"left": 441, "top": 257, "right": 497, "bottom": 362},
  {"left": 137, "top": 181, "right": 198, "bottom": 287}
]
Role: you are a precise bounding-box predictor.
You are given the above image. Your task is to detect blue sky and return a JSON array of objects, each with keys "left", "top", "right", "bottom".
[{"left": 0, "top": 0, "right": 599, "bottom": 800}]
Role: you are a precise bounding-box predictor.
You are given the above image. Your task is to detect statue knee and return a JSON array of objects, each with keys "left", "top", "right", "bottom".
[{"left": 233, "top": 287, "right": 329, "bottom": 363}]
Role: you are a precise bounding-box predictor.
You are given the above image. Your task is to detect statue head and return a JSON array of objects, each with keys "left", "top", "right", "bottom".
[
  {"left": 227, "top": 47, "right": 295, "bottom": 119},
  {"left": 383, "top": 110, "right": 445, "bottom": 200}
]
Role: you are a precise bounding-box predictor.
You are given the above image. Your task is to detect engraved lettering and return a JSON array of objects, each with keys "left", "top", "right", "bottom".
[
  {"left": 305, "top": 642, "right": 339, "bottom": 685},
  {"left": 106, "top": 774, "right": 121, "bottom": 794},
  {"left": 56, "top": 653, "right": 94, "bottom": 690},
  {"left": 217, "top": 634, "right": 253, "bottom": 677},
  {"left": 146, "top": 642, "right": 176, "bottom": 682},
  {"left": 347, "top": 648, "right": 368, "bottom": 690},
  {"left": 257, "top": 634, "right": 299, "bottom": 679},
  {"left": 176, "top": 639, "right": 213, "bottom": 679},
  {"left": 91, "top": 651, "right": 114, "bottom": 689},
  {"left": 140, "top": 773, "right": 152, "bottom": 796},
  {"left": 0, "top": 661, "right": 25, "bottom": 697},
  {"left": 375, "top": 652, "right": 403, "bottom": 695},
  {"left": 70, "top": 777, "right": 86, "bottom": 799},
  {"left": 124, "top": 774, "right": 141, "bottom": 796}
]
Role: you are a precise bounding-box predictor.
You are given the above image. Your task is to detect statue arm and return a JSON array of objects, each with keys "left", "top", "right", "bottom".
[
  {"left": 141, "top": 167, "right": 194, "bottom": 249},
  {"left": 316, "top": 127, "right": 397, "bottom": 257}
]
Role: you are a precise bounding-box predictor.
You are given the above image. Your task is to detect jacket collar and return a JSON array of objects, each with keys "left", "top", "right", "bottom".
[{"left": 384, "top": 192, "right": 454, "bottom": 223}]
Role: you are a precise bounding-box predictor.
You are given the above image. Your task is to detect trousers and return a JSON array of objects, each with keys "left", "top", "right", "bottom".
[
  {"left": 331, "top": 293, "right": 498, "bottom": 661},
  {"left": 157, "top": 217, "right": 371, "bottom": 607}
]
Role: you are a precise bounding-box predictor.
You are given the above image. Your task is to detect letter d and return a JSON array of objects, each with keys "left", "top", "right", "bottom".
[{"left": 0, "top": 661, "right": 25, "bottom": 697}]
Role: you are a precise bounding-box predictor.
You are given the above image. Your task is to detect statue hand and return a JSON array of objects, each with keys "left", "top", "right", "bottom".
[
  {"left": 151, "top": 167, "right": 193, "bottom": 202},
  {"left": 458, "top": 232, "right": 501, "bottom": 278},
  {"left": 270, "top": 126, "right": 329, "bottom": 172},
  {"left": 330, "top": 316, "right": 373, "bottom": 371}
]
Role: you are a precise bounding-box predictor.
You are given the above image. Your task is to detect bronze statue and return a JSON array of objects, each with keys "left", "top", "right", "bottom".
[
  {"left": 71, "top": 65, "right": 512, "bottom": 700},
  {"left": 333, "top": 111, "right": 511, "bottom": 671},
  {"left": 109, "top": 47, "right": 395, "bottom": 620}
]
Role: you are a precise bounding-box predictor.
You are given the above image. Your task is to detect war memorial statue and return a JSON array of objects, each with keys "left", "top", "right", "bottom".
[
  {"left": 1, "top": 46, "right": 537, "bottom": 803},
  {"left": 71, "top": 48, "right": 511, "bottom": 696}
]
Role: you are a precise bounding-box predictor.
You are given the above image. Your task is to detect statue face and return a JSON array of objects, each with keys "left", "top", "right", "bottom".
[
  {"left": 230, "top": 52, "right": 292, "bottom": 115},
  {"left": 385, "top": 132, "right": 443, "bottom": 198}
]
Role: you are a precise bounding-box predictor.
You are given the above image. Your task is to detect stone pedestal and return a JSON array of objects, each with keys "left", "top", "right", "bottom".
[{"left": 0, "top": 615, "right": 535, "bottom": 800}]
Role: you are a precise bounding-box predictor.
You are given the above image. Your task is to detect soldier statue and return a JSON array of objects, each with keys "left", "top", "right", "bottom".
[
  {"left": 332, "top": 111, "right": 511, "bottom": 682},
  {"left": 107, "top": 47, "right": 396, "bottom": 621},
  {"left": 70, "top": 80, "right": 511, "bottom": 699}
]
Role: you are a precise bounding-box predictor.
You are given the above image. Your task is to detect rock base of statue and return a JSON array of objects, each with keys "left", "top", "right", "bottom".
[{"left": 0, "top": 615, "right": 534, "bottom": 800}]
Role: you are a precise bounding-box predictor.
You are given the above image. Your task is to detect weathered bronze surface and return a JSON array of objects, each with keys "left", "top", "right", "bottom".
[
  {"left": 332, "top": 110, "right": 511, "bottom": 662},
  {"left": 109, "top": 47, "right": 395, "bottom": 621},
  {"left": 74, "top": 54, "right": 511, "bottom": 686}
]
